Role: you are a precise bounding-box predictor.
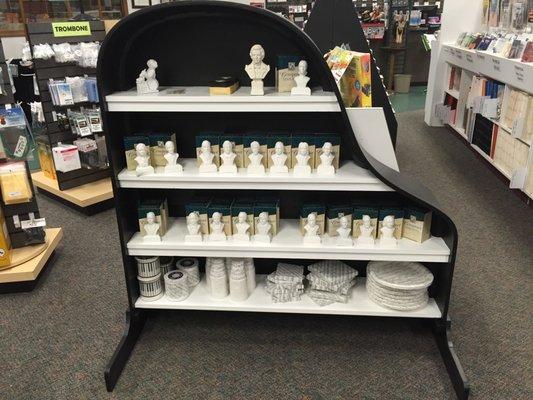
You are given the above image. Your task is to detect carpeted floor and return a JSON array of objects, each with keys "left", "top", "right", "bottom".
[{"left": 0, "top": 110, "right": 531, "bottom": 400}]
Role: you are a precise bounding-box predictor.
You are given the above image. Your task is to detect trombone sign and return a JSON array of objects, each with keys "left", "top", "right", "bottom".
[{"left": 52, "top": 22, "right": 92, "bottom": 37}]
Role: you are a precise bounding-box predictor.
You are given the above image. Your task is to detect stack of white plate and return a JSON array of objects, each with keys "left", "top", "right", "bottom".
[{"left": 366, "top": 261, "right": 434, "bottom": 311}]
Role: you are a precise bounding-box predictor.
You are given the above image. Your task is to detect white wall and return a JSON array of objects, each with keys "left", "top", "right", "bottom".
[{"left": 2, "top": 36, "right": 26, "bottom": 59}]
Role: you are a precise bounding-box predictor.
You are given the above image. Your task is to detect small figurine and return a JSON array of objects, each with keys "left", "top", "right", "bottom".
[
  {"left": 303, "top": 213, "right": 321, "bottom": 244},
  {"left": 270, "top": 141, "right": 288, "bottom": 174},
  {"left": 245, "top": 44, "right": 270, "bottom": 96},
  {"left": 143, "top": 212, "right": 161, "bottom": 242},
  {"left": 134, "top": 143, "right": 154, "bottom": 176},
  {"left": 394, "top": 11, "right": 407, "bottom": 44},
  {"left": 219, "top": 140, "right": 237, "bottom": 174},
  {"left": 291, "top": 60, "right": 311, "bottom": 96},
  {"left": 209, "top": 212, "right": 226, "bottom": 242},
  {"left": 357, "top": 215, "right": 375, "bottom": 246},
  {"left": 247, "top": 141, "right": 265, "bottom": 175},
  {"left": 184, "top": 212, "right": 202, "bottom": 242},
  {"left": 316, "top": 142, "right": 335, "bottom": 176},
  {"left": 293, "top": 142, "right": 311, "bottom": 176},
  {"left": 164, "top": 141, "right": 183, "bottom": 174},
  {"left": 198, "top": 140, "right": 218, "bottom": 173},
  {"left": 254, "top": 211, "right": 271, "bottom": 243},
  {"left": 136, "top": 59, "right": 159, "bottom": 94},
  {"left": 233, "top": 211, "right": 251, "bottom": 243},
  {"left": 380, "top": 215, "right": 397, "bottom": 247},
  {"left": 336, "top": 216, "right": 353, "bottom": 246}
]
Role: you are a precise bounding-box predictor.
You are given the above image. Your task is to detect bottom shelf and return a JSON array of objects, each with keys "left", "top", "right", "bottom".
[{"left": 135, "top": 275, "right": 441, "bottom": 319}]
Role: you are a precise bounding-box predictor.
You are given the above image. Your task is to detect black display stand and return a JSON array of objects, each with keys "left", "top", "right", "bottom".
[
  {"left": 98, "top": 2, "right": 468, "bottom": 399},
  {"left": 27, "top": 21, "right": 110, "bottom": 191}
]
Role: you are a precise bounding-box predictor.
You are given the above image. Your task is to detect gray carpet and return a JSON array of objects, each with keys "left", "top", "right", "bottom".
[{"left": 0, "top": 110, "right": 531, "bottom": 399}]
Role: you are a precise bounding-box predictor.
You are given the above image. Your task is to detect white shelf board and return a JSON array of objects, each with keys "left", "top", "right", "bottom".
[
  {"left": 489, "top": 118, "right": 531, "bottom": 147},
  {"left": 117, "top": 159, "right": 392, "bottom": 191},
  {"left": 135, "top": 275, "right": 441, "bottom": 318},
  {"left": 106, "top": 86, "right": 341, "bottom": 112},
  {"left": 127, "top": 218, "right": 451, "bottom": 263},
  {"left": 448, "top": 123, "right": 468, "bottom": 140},
  {"left": 471, "top": 144, "right": 512, "bottom": 180},
  {"left": 445, "top": 88, "right": 460, "bottom": 99}
]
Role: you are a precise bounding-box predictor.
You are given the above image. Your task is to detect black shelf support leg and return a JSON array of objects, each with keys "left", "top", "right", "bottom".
[
  {"left": 105, "top": 309, "right": 147, "bottom": 391},
  {"left": 432, "top": 317, "right": 470, "bottom": 400}
]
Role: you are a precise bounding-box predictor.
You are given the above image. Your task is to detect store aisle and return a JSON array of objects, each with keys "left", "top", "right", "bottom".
[
  {"left": 0, "top": 110, "right": 531, "bottom": 400},
  {"left": 390, "top": 86, "right": 427, "bottom": 113}
]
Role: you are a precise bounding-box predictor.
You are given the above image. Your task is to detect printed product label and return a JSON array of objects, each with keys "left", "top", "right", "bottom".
[{"left": 52, "top": 22, "right": 92, "bottom": 37}]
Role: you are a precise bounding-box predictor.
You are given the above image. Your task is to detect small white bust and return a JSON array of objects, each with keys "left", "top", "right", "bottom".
[
  {"left": 247, "top": 140, "right": 265, "bottom": 175},
  {"left": 136, "top": 59, "right": 159, "bottom": 94},
  {"left": 336, "top": 216, "right": 353, "bottom": 246},
  {"left": 233, "top": 211, "right": 251, "bottom": 243},
  {"left": 317, "top": 142, "right": 335, "bottom": 176},
  {"left": 135, "top": 143, "right": 154, "bottom": 176},
  {"left": 291, "top": 60, "right": 311, "bottom": 96},
  {"left": 184, "top": 212, "right": 202, "bottom": 242},
  {"left": 164, "top": 141, "right": 183, "bottom": 174},
  {"left": 245, "top": 44, "right": 270, "bottom": 96},
  {"left": 209, "top": 212, "right": 227, "bottom": 242},
  {"left": 357, "top": 214, "right": 375, "bottom": 247},
  {"left": 303, "top": 213, "right": 321, "bottom": 244},
  {"left": 270, "top": 141, "right": 288, "bottom": 174},
  {"left": 254, "top": 211, "right": 272, "bottom": 243},
  {"left": 219, "top": 140, "right": 238, "bottom": 174},
  {"left": 143, "top": 211, "right": 161, "bottom": 242},
  {"left": 199, "top": 140, "right": 217, "bottom": 173},
  {"left": 380, "top": 215, "right": 397, "bottom": 247},
  {"left": 293, "top": 142, "right": 311, "bottom": 176}
]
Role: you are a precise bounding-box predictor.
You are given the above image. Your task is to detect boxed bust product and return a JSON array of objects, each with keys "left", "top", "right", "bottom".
[
  {"left": 231, "top": 198, "right": 255, "bottom": 235},
  {"left": 326, "top": 202, "right": 352, "bottom": 237},
  {"left": 138, "top": 198, "right": 169, "bottom": 237},
  {"left": 220, "top": 134, "right": 244, "bottom": 168},
  {"left": 267, "top": 133, "right": 292, "bottom": 169},
  {"left": 185, "top": 196, "right": 211, "bottom": 235},
  {"left": 0, "top": 161, "right": 33, "bottom": 205},
  {"left": 208, "top": 198, "right": 233, "bottom": 236},
  {"left": 314, "top": 133, "right": 340, "bottom": 170},
  {"left": 377, "top": 204, "right": 404, "bottom": 240},
  {"left": 275, "top": 55, "right": 301, "bottom": 93},
  {"left": 243, "top": 133, "right": 268, "bottom": 168},
  {"left": 299, "top": 202, "right": 326, "bottom": 235},
  {"left": 352, "top": 204, "right": 379, "bottom": 239},
  {"left": 254, "top": 197, "right": 280, "bottom": 236},
  {"left": 123, "top": 135, "right": 149, "bottom": 170},
  {"left": 402, "top": 206, "right": 432, "bottom": 243},
  {"left": 52, "top": 144, "right": 81, "bottom": 173},
  {"left": 196, "top": 133, "right": 221, "bottom": 168},
  {"left": 149, "top": 133, "right": 177, "bottom": 167},
  {"left": 291, "top": 133, "right": 315, "bottom": 169}
]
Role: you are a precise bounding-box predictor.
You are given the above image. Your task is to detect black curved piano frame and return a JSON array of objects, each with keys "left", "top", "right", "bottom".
[{"left": 97, "top": 2, "right": 469, "bottom": 398}]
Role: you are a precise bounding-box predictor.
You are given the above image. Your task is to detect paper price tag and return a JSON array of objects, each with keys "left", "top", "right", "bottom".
[
  {"left": 514, "top": 65, "right": 525, "bottom": 82},
  {"left": 512, "top": 118, "right": 525, "bottom": 138},
  {"left": 13, "top": 135, "right": 27, "bottom": 158},
  {"left": 465, "top": 54, "right": 474, "bottom": 63},
  {"left": 492, "top": 58, "right": 501, "bottom": 72},
  {"left": 21, "top": 218, "right": 47, "bottom": 230},
  {"left": 510, "top": 168, "right": 527, "bottom": 189},
  {"left": 477, "top": 53, "right": 486, "bottom": 61}
]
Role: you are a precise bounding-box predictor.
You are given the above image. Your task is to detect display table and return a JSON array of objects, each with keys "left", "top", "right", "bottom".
[{"left": 32, "top": 172, "right": 114, "bottom": 215}]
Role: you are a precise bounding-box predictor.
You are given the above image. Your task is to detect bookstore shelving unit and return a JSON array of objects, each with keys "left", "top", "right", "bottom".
[{"left": 99, "top": 2, "right": 468, "bottom": 399}]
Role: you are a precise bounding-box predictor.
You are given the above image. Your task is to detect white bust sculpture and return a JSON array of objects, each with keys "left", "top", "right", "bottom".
[
  {"left": 233, "top": 211, "right": 251, "bottom": 243},
  {"left": 254, "top": 211, "right": 271, "bottom": 243},
  {"left": 380, "top": 215, "right": 397, "bottom": 247},
  {"left": 247, "top": 140, "right": 265, "bottom": 175},
  {"left": 291, "top": 60, "right": 311, "bottom": 96},
  {"left": 184, "top": 212, "right": 202, "bottom": 242},
  {"left": 219, "top": 140, "right": 237, "bottom": 174},
  {"left": 317, "top": 142, "right": 335, "bottom": 176},
  {"left": 293, "top": 142, "right": 311, "bottom": 176},
  {"left": 209, "top": 212, "right": 227, "bottom": 242},
  {"left": 135, "top": 143, "right": 154, "bottom": 176},
  {"left": 198, "top": 140, "right": 217, "bottom": 173},
  {"left": 357, "top": 214, "right": 375, "bottom": 246},
  {"left": 245, "top": 44, "right": 270, "bottom": 96},
  {"left": 303, "top": 213, "right": 321, "bottom": 244},
  {"left": 136, "top": 59, "right": 159, "bottom": 94},
  {"left": 143, "top": 212, "right": 161, "bottom": 242},
  {"left": 270, "top": 141, "right": 288, "bottom": 174},
  {"left": 336, "top": 216, "right": 353, "bottom": 246},
  {"left": 164, "top": 141, "right": 182, "bottom": 174}
]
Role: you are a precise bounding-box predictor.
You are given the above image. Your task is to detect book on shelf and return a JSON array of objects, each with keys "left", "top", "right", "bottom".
[{"left": 521, "top": 41, "right": 533, "bottom": 62}]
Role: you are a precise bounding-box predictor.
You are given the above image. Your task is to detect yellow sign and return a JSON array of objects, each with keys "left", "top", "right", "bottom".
[{"left": 52, "top": 22, "right": 91, "bottom": 37}]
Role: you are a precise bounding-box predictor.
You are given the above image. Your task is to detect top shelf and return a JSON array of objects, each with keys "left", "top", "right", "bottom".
[{"left": 105, "top": 86, "right": 341, "bottom": 112}]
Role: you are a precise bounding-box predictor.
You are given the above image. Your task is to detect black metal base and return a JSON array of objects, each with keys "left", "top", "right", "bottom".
[
  {"left": 432, "top": 318, "right": 470, "bottom": 400},
  {"left": 105, "top": 309, "right": 147, "bottom": 391},
  {"left": 36, "top": 187, "right": 114, "bottom": 216},
  {"left": 0, "top": 251, "right": 56, "bottom": 294}
]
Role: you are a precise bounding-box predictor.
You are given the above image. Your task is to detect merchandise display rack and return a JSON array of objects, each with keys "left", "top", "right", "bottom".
[{"left": 99, "top": 2, "right": 468, "bottom": 399}]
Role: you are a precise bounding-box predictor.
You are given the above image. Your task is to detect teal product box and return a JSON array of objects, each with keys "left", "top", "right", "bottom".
[
  {"left": 208, "top": 198, "right": 233, "bottom": 236},
  {"left": 291, "top": 133, "right": 316, "bottom": 169},
  {"left": 243, "top": 133, "right": 267, "bottom": 168},
  {"left": 275, "top": 55, "right": 301, "bottom": 93},
  {"left": 149, "top": 133, "right": 177, "bottom": 167},
  {"left": 196, "top": 133, "right": 221, "bottom": 167},
  {"left": 185, "top": 196, "right": 211, "bottom": 235},
  {"left": 254, "top": 197, "right": 280, "bottom": 235},
  {"left": 267, "top": 132, "right": 292, "bottom": 168},
  {"left": 352, "top": 204, "right": 379, "bottom": 239},
  {"left": 402, "top": 206, "right": 432, "bottom": 243},
  {"left": 231, "top": 198, "right": 255, "bottom": 235},
  {"left": 123, "top": 135, "right": 149, "bottom": 170},
  {"left": 220, "top": 134, "right": 244, "bottom": 168},
  {"left": 300, "top": 202, "right": 326, "bottom": 235},
  {"left": 138, "top": 197, "right": 169, "bottom": 237},
  {"left": 314, "top": 133, "right": 340, "bottom": 170},
  {"left": 378, "top": 205, "right": 404, "bottom": 240},
  {"left": 326, "top": 202, "right": 352, "bottom": 237}
]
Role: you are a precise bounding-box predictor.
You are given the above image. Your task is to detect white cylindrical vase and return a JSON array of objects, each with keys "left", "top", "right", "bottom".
[
  {"left": 176, "top": 257, "right": 200, "bottom": 287},
  {"left": 164, "top": 270, "right": 190, "bottom": 302},
  {"left": 138, "top": 273, "right": 163, "bottom": 301},
  {"left": 229, "top": 259, "right": 248, "bottom": 301},
  {"left": 135, "top": 256, "right": 160, "bottom": 278}
]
